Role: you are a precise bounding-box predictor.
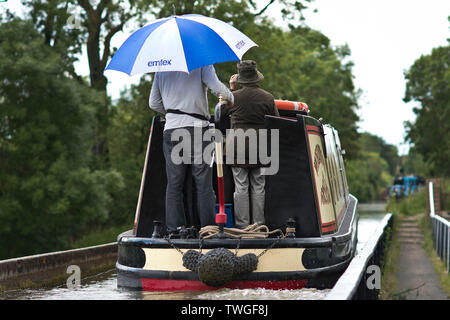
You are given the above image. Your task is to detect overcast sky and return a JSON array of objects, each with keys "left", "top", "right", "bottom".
[{"left": 2, "top": 0, "right": 449, "bottom": 155}]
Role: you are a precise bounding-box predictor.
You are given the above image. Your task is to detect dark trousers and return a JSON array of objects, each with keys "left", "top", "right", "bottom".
[{"left": 163, "top": 127, "right": 216, "bottom": 232}]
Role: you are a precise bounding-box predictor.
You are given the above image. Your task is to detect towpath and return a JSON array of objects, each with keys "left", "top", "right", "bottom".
[{"left": 394, "top": 215, "right": 448, "bottom": 300}]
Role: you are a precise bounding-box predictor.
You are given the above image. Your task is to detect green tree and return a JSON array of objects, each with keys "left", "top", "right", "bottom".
[
  {"left": 403, "top": 44, "right": 450, "bottom": 177},
  {"left": 23, "top": 0, "right": 83, "bottom": 81},
  {"left": 345, "top": 131, "right": 400, "bottom": 202},
  {"left": 346, "top": 152, "right": 392, "bottom": 202},
  {"left": 107, "top": 78, "right": 156, "bottom": 225},
  {"left": 0, "top": 17, "right": 123, "bottom": 259},
  {"left": 24, "top": 0, "right": 154, "bottom": 91},
  {"left": 401, "top": 149, "right": 429, "bottom": 177},
  {"left": 359, "top": 132, "right": 399, "bottom": 176},
  {"left": 154, "top": 0, "right": 313, "bottom": 21},
  {"left": 24, "top": 0, "right": 155, "bottom": 159}
]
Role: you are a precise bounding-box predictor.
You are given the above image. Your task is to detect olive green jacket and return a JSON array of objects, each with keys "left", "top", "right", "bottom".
[{"left": 222, "top": 84, "right": 279, "bottom": 167}]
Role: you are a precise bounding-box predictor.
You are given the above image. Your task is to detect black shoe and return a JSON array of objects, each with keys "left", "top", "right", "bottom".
[
  {"left": 186, "top": 226, "right": 198, "bottom": 239},
  {"left": 168, "top": 226, "right": 187, "bottom": 239}
]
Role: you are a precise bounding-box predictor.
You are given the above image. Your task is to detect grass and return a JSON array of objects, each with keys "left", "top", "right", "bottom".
[
  {"left": 418, "top": 214, "right": 450, "bottom": 297},
  {"left": 71, "top": 223, "right": 132, "bottom": 249},
  {"left": 379, "top": 213, "right": 401, "bottom": 299},
  {"left": 439, "top": 178, "right": 450, "bottom": 212},
  {"left": 386, "top": 188, "right": 427, "bottom": 216}
]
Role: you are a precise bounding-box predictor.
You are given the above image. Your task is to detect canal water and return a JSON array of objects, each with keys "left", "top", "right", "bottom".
[{"left": 3, "top": 207, "right": 387, "bottom": 300}]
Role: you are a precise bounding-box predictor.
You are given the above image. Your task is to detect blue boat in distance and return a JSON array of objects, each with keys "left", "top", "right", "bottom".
[{"left": 389, "top": 175, "right": 425, "bottom": 199}]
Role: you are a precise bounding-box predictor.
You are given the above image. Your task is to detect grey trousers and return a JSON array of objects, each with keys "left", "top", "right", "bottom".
[
  {"left": 231, "top": 166, "right": 266, "bottom": 229},
  {"left": 163, "top": 127, "right": 216, "bottom": 233}
]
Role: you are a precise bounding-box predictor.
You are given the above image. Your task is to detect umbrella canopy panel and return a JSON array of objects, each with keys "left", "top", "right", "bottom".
[{"left": 106, "top": 14, "right": 257, "bottom": 75}]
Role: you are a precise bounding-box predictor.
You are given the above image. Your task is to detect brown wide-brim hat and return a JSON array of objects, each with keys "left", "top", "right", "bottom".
[{"left": 236, "top": 60, "right": 264, "bottom": 84}]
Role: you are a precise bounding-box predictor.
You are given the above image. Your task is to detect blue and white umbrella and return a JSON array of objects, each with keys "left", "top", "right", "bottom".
[{"left": 105, "top": 14, "right": 257, "bottom": 75}]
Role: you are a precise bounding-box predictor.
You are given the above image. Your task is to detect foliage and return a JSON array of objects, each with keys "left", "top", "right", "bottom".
[
  {"left": 22, "top": 0, "right": 84, "bottom": 80},
  {"left": 345, "top": 131, "right": 399, "bottom": 202},
  {"left": 0, "top": 17, "right": 123, "bottom": 259},
  {"left": 400, "top": 148, "right": 429, "bottom": 177},
  {"left": 438, "top": 178, "right": 450, "bottom": 212},
  {"left": 23, "top": 0, "right": 158, "bottom": 161},
  {"left": 386, "top": 189, "right": 427, "bottom": 216},
  {"left": 107, "top": 78, "right": 156, "bottom": 225},
  {"left": 346, "top": 151, "right": 392, "bottom": 202},
  {"left": 23, "top": 0, "right": 154, "bottom": 89},
  {"left": 379, "top": 218, "right": 400, "bottom": 300},
  {"left": 403, "top": 44, "right": 450, "bottom": 177},
  {"left": 71, "top": 223, "right": 131, "bottom": 249},
  {"left": 153, "top": 0, "right": 313, "bottom": 23},
  {"left": 360, "top": 132, "right": 399, "bottom": 176}
]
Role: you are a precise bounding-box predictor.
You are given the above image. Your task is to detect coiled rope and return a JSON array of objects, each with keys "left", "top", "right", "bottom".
[{"left": 199, "top": 223, "right": 284, "bottom": 239}]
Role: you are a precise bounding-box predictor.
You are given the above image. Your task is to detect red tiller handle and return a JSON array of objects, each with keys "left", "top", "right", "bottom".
[{"left": 214, "top": 140, "right": 226, "bottom": 225}]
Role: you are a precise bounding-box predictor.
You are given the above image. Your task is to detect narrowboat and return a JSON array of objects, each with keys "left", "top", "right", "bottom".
[{"left": 116, "top": 100, "right": 358, "bottom": 291}]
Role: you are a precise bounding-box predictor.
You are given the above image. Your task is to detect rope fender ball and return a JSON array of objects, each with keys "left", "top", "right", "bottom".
[
  {"left": 182, "top": 249, "right": 203, "bottom": 272},
  {"left": 182, "top": 248, "right": 258, "bottom": 287},
  {"left": 198, "top": 248, "right": 235, "bottom": 287},
  {"left": 168, "top": 224, "right": 284, "bottom": 287}
]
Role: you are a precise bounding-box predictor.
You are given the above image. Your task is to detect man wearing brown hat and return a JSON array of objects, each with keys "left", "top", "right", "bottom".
[{"left": 222, "top": 60, "right": 279, "bottom": 229}]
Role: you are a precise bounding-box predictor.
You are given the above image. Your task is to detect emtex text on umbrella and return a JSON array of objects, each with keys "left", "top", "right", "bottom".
[{"left": 147, "top": 59, "right": 172, "bottom": 67}]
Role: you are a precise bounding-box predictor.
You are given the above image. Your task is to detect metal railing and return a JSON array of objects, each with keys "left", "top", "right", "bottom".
[
  {"left": 429, "top": 181, "right": 450, "bottom": 273},
  {"left": 325, "top": 213, "right": 393, "bottom": 300}
]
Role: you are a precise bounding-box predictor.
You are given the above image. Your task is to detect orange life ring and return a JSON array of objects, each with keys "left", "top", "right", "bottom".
[{"left": 275, "top": 100, "right": 309, "bottom": 112}]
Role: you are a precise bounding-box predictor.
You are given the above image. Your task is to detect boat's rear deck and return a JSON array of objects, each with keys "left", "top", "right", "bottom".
[
  {"left": 118, "top": 106, "right": 358, "bottom": 291},
  {"left": 117, "top": 194, "right": 357, "bottom": 291}
]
